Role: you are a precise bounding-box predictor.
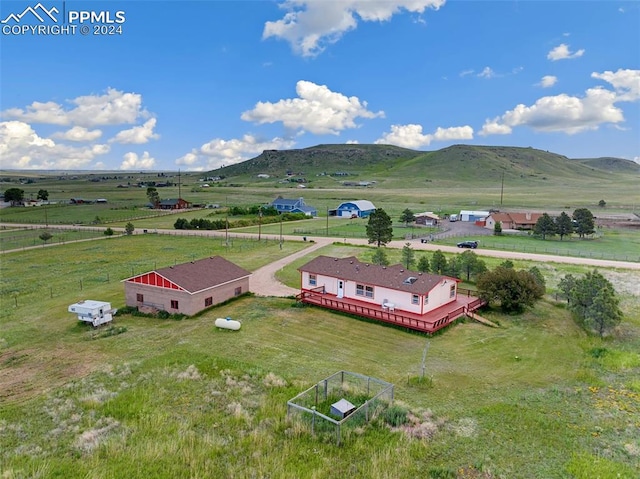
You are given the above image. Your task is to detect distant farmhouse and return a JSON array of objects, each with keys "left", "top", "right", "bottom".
[
  {"left": 297, "top": 256, "right": 485, "bottom": 334},
  {"left": 123, "top": 256, "right": 251, "bottom": 316},
  {"left": 415, "top": 212, "right": 440, "bottom": 226},
  {"left": 158, "top": 198, "right": 190, "bottom": 210},
  {"left": 330, "top": 200, "right": 376, "bottom": 218},
  {"left": 271, "top": 196, "right": 317, "bottom": 216},
  {"left": 485, "top": 212, "right": 542, "bottom": 231}
]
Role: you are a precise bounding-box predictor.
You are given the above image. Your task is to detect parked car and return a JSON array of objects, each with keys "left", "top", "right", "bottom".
[{"left": 457, "top": 240, "right": 478, "bottom": 249}]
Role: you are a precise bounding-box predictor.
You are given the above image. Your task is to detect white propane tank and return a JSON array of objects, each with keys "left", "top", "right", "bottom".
[{"left": 215, "top": 317, "right": 241, "bottom": 331}]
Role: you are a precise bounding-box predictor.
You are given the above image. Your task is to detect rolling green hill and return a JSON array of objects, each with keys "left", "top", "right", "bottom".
[{"left": 211, "top": 144, "right": 638, "bottom": 188}]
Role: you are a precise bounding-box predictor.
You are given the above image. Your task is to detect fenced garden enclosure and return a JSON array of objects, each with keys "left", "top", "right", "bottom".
[{"left": 287, "top": 371, "right": 394, "bottom": 445}]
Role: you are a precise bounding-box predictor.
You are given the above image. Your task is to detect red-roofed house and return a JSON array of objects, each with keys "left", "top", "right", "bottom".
[
  {"left": 485, "top": 212, "right": 542, "bottom": 231},
  {"left": 123, "top": 256, "right": 251, "bottom": 316},
  {"left": 297, "top": 256, "right": 485, "bottom": 334}
]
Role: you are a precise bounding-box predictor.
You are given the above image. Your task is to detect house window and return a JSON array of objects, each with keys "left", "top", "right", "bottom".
[
  {"left": 205, "top": 297, "right": 213, "bottom": 307},
  {"left": 309, "top": 274, "right": 317, "bottom": 286},
  {"left": 412, "top": 295, "right": 419, "bottom": 305},
  {"left": 356, "top": 284, "right": 374, "bottom": 298},
  {"left": 136, "top": 293, "right": 144, "bottom": 303},
  {"left": 170, "top": 300, "right": 179, "bottom": 309},
  {"left": 234, "top": 287, "right": 242, "bottom": 296},
  {"left": 424, "top": 294, "right": 429, "bottom": 305},
  {"left": 450, "top": 284, "right": 456, "bottom": 298}
]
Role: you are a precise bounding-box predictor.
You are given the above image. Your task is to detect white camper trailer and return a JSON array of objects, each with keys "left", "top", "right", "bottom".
[{"left": 68, "top": 300, "right": 116, "bottom": 327}]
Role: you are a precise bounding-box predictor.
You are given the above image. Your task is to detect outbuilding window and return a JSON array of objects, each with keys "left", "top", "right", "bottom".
[
  {"left": 309, "top": 274, "right": 317, "bottom": 286},
  {"left": 205, "top": 297, "right": 213, "bottom": 307},
  {"left": 234, "top": 287, "right": 242, "bottom": 296},
  {"left": 170, "top": 300, "right": 179, "bottom": 309},
  {"left": 136, "top": 293, "right": 144, "bottom": 303}
]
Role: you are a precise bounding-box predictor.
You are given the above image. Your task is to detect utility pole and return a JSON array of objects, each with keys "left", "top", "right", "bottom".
[
  {"left": 258, "top": 206, "right": 262, "bottom": 241},
  {"left": 326, "top": 206, "right": 329, "bottom": 236},
  {"left": 279, "top": 214, "right": 283, "bottom": 249},
  {"left": 500, "top": 172, "right": 505, "bottom": 206}
]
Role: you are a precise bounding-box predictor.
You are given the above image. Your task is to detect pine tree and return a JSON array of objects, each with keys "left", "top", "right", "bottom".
[
  {"left": 401, "top": 242, "right": 415, "bottom": 269},
  {"left": 573, "top": 208, "right": 595, "bottom": 238},
  {"left": 534, "top": 213, "right": 557, "bottom": 240},
  {"left": 371, "top": 248, "right": 389, "bottom": 266},
  {"left": 431, "top": 250, "right": 447, "bottom": 275},
  {"left": 400, "top": 208, "right": 416, "bottom": 226},
  {"left": 459, "top": 250, "right": 487, "bottom": 282},
  {"left": 555, "top": 211, "right": 574, "bottom": 240},
  {"left": 366, "top": 208, "right": 393, "bottom": 247},
  {"left": 416, "top": 255, "right": 430, "bottom": 273}
]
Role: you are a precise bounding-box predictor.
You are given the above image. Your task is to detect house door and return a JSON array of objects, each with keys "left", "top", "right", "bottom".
[{"left": 337, "top": 280, "right": 344, "bottom": 298}]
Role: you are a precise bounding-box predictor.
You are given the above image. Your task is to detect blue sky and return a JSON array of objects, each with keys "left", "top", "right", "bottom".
[{"left": 1, "top": 0, "right": 639, "bottom": 171}]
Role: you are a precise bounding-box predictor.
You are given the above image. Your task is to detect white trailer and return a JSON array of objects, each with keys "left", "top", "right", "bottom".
[{"left": 68, "top": 300, "right": 117, "bottom": 327}]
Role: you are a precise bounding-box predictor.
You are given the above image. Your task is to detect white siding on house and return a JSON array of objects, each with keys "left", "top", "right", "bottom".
[{"left": 301, "top": 272, "right": 457, "bottom": 315}]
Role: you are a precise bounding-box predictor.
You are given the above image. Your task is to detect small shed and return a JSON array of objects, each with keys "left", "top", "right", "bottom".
[{"left": 330, "top": 398, "right": 356, "bottom": 419}]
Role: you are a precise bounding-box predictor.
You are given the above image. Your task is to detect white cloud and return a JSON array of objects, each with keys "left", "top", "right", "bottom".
[
  {"left": 120, "top": 151, "right": 156, "bottom": 170},
  {"left": 177, "top": 134, "right": 296, "bottom": 170},
  {"left": 111, "top": 118, "right": 160, "bottom": 144},
  {"left": 1, "top": 88, "right": 148, "bottom": 127},
  {"left": 479, "top": 121, "right": 512, "bottom": 136},
  {"left": 375, "top": 123, "right": 473, "bottom": 149},
  {"left": 481, "top": 69, "right": 640, "bottom": 136},
  {"left": 538, "top": 75, "right": 558, "bottom": 88},
  {"left": 547, "top": 43, "right": 585, "bottom": 61},
  {"left": 345, "top": 139, "right": 360, "bottom": 144},
  {"left": 0, "top": 120, "right": 109, "bottom": 169},
  {"left": 478, "top": 67, "right": 496, "bottom": 79},
  {"left": 591, "top": 69, "right": 640, "bottom": 102},
  {"left": 51, "top": 126, "right": 103, "bottom": 142},
  {"left": 459, "top": 69, "right": 474, "bottom": 77},
  {"left": 263, "top": 0, "right": 445, "bottom": 57},
  {"left": 241, "top": 80, "right": 384, "bottom": 135},
  {"left": 633, "top": 156, "right": 639, "bottom": 164},
  {"left": 480, "top": 88, "right": 623, "bottom": 135}
]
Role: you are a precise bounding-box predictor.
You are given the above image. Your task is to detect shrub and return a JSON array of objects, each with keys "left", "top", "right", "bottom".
[{"left": 383, "top": 404, "right": 409, "bottom": 427}]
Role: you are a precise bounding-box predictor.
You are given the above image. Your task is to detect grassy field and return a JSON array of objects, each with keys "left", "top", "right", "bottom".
[
  {"left": 1, "top": 237, "right": 639, "bottom": 478},
  {"left": 435, "top": 228, "right": 640, "bottom": 263},
  {"left": 0, "top": 227, "right": 112, "bottom": 252}
]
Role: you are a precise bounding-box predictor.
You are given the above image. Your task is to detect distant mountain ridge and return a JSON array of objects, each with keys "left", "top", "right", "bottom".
[{"left": 212, "top": 144, "right": 639, "bottom": 182}]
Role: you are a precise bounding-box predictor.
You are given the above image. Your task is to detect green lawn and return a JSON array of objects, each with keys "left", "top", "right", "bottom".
[{"left": 1, "top": 236, "right": 639, "bottom": 478}]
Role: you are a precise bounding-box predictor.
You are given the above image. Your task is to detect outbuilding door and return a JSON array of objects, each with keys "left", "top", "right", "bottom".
[{"left": 337, "top": 280, "right": 344, "bottom": 298}]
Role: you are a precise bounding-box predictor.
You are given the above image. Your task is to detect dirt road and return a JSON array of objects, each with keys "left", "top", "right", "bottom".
[{"left": 2, "top": 224, "right": 638, "bottom": 300}]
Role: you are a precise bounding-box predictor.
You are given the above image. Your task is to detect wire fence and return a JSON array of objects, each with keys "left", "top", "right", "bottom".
[
  {"left": 432, "top": 232, "right": 639, "bottom": 262},
  {"left": 287, "top": 371, "right": 394, "bottom": 446}
]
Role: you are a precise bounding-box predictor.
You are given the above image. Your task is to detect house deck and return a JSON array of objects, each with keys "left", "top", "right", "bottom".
[{"left": 296, "top": 287, "right": 486, "bottom": 334}]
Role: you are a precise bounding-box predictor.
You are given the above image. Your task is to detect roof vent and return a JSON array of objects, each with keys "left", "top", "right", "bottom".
[
  {"left": 365, "top": 264, "right": 369, "bottom": 267},
  {"left": 403, "top": 276, "right": 418, "bottom": 284},
  {"left": 350, "top": 261, "right": 353, "bottom": 264},
  {"left": 334, "top": 258, "right": 339, "bottom": 261}
]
